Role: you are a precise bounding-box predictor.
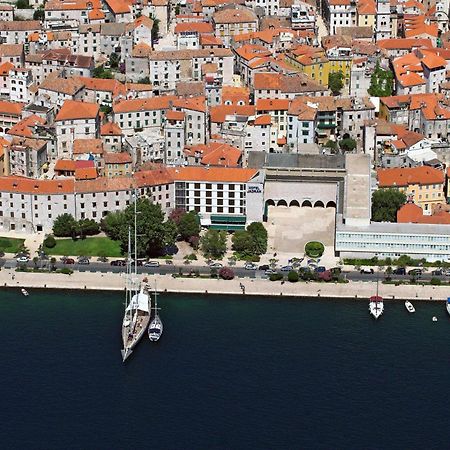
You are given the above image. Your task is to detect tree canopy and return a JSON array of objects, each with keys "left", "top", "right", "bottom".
[
  {"left": 103, "top": 198, "right": 176, "bottom": 256},
  {"left": 368, "top": 61, "right": 394, "bottom": 97},
  {"left": 328, "top": 71, "right": 344, "bottom": 96},
  {"left": 201, "top": 229, "right": 227, "bottom": 259},
  {"left": 339, "top": 138, "right": 357, "bottom": 152},
  {"left": 53, "top": 213, "right": 78, "bottom": 237},
  {"left": 371, "top": 189, "right": 406, "bottom": 222},
  {"left": 247, "top": 222, "right": 268, "bottom": 255},
  {"left": 178, "top": 210, "right": 200, "bottom": 241}
]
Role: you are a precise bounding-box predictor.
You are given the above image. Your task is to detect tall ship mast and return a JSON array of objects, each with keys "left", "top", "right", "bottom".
[
  {"left": 121, "top": 192, "right": 150, "bottom": 362},
  {"left": 369, "top": 275, "right": 384, "bottom": 320}
]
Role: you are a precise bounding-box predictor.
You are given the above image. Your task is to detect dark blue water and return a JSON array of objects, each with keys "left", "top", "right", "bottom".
[{"left": 1, "top": 289, "right": 450, "bottom": 449}]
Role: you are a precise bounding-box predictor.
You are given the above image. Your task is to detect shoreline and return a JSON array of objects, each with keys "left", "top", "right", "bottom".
[{"left": 1, "top": 269, "right": 448, "bottom": 301}]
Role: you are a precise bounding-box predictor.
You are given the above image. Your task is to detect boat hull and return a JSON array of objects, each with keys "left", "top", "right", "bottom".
[
  {"left": 121, "top": 314, "right": 150, "bottom": 362},
  {"left": 447, "top": 304, "right": 450, "bottom": 317},
  {"left": 405, "top": 301, "right": 415, "bottom": 313}
]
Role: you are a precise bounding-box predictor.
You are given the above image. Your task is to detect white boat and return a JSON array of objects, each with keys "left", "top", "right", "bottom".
[
  {"left": 21, "top": 288, "right": 29, "bottom": 297},
  {"left": 432, "top": 316, "right": 438, "bottom": 322},
  {"left": 121, "top": 200, "right": 150, "bottom": 362},
  {"left": 369, "top": 277, "right": 384, "bottom": 319},
  {"left": 405, "top": 300, "right": 415, "bottom": 313},
  {"left": 446, "top": 298, "right": 450, "bottom": 317},
  {"left": 148, "top": 288, "right": 163, "bottom": 342}
]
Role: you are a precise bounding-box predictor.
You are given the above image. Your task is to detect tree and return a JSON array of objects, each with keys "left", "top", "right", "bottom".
[
  {"left": 288, "top": 270, "right": 299, "bottom": 282},
  {"left": 103, "top": 198, "right": 174, "bottom": 256},
  {"left": 232, "top": 230, "right": 252, "bottom": 253},
  {"left": 246, "top": 222, "right": 268, "bottom": 255},
  {"left": 200, "top": 229, "right": 227, "bottom": 259},
  {"left": 43, "top": 235, "right": 56, "bottom": 248},
  {"left": 53, "top": 213, "right": 78, "bottom": 237},
  {"left": 178, "top": 211, "right": 200, "bottom": 241},
  {"left": 151, "top": 16, "right": 160, "bottom": 41},
  {"left": 328, "top": 71, "right": 344, "bottom": 96},
  {"left": 371, "top": 189, "right": 406, "bottom": 222},
  {"left": 339, "top": 138, "right": 357, "bottom": 152},
  {"left": 33, "top": 7, "right": 44, "bottom": 20},
  {"left": 324, "top": 140, "right": 337, "bottom": 150},
  {"left": 169, "top": 208, "right": 186, "bottom": 225},
  {"left": 16, "top": 0, "right": 31, "bottom": 8},
  {"left": 368, "top": 61, "right": 394, "bottom": 97},
  {"left": 137, "top": 77, "right": 151, "bottom": 84},
  {"left": 109, "top": 52, "right": 120, "bottom": 69},
  {"left": 78, "top": 219, "right": 100, "bottom": 237},
  {"left": 93, "top": 65, "right": 113, "bottom": 79},
  {"left": 219, "top": 267, "right": 235, "bottom": 280},
  {"left": 175, "top": 4, "right": 180, "bottom": 15}
]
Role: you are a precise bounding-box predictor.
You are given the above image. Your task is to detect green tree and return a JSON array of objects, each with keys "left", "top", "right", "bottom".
[
  {"left": 43, "top": 235, "right": 56, "bottom": 248},
  {"left": 93, "top": 65, "right": 113, "bottom": 79},
  {"left": 324, "top": 140, "right": 337, "bottom": 150},
  {"left": 111, "top": 198, "right": 173, "bottom": 257},
  {"left": 200, "top": 229, "right": 227, "bottom": 259},
  {"left": 231, "top": 230, "right": 252, "bottom": 253},
  {"left": 16, "top": 0, "right": 31, "bottom": 8},
  {"left": 246, "top": 222, "right": 268, "bottom": 255},
  {"left": 137, "top": 77, "right": 151, "bottom": 84},
  {"left": 33, "top": 7, "right": 44, "bottom": 19},
  {"left": 101, "top": 210, "right": 126, "bottom": 241},
  {"left": 163, "top": 219, "right": 178, "bottom": 248},
  {"left": 151, "top": 15, "right": 160, "bottom": 41},
  {"left": 78, "top": 219, "right": 100, "bottom": 237},
  {"left": 371, "top": 189, "right": 406, "bottom": 222},
  {"left": 109, "top": 52, "right": 120, "bottom": 69},
  {"left": 368, "top": 61, "right": 394, "bottom": 97},
  {"left": 53, "top": 213, "right": 78, "bottom": 237},
  {"left": 339, "top": 138, "right": 357, "bottom": 151},
  {"left": 328, "top": 71, "right": 344, "bottom": 96},
  {"left": 178, "top": 210, "right": 200, "bottom": 241}
]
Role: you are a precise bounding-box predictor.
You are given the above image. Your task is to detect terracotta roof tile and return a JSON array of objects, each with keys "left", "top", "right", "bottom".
[
  {"left": 55, "top": 100, "right": 99, "bottom": 121},
  {"left": 377, "top": 166, "right": 445, "bottom": 187}
]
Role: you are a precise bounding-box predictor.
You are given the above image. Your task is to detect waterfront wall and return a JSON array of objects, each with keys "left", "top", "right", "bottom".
[{"left": 1, "top": 269, "right": 448, "bottom": 301}]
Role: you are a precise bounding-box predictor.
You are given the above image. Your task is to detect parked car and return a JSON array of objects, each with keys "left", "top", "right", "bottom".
[
  {"left": 315, "top": 266, "right": 326, "bottom": 273},
  {"left": 244, "top": 262, "right": 258, "bottom": 270},
  {"left": 445, "top": 269, "right": 450, "bottom": 276},
  {"left": 265, "top": 269, "right": 277, "bottom": 275},
  {"left": 209, "top": 262, "right": 223, "bottom": 268},
  {"left": 408, "top": 269, "right": 423, "bottom": 276},
  {"left": 431, "top": 269, "right": 443, "bottom": 276},
  {"left": 78, "top": 259, "right": 90, "bottom": 265},
  {"left": 280, "top": 265, "right": 293, "bottom": 272},
  {"left": 360, "top": 267, "right": 374, "bottom": 274},
  {"left": 110, "top": 260, "right": 125, "bottom": 266},
  {"left": 144, "top": 261, "right": 160, "bottom": 268},
  {"left": 16, "top": 256, "right": 29, "bottom": 263},
  {"left": 393, "top": 267, "right": 406, "bottom": 275},
  {"left": 258, "top": 264, "right": 270, "bottom": 271},
  {"left": 64, "top": 258, "right": 75, "bottom": 264}
]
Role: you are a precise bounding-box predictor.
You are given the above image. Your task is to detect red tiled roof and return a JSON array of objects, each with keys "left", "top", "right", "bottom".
[
  {"left": 377, "top": 166, "right": 445, "bottom": 187},
  {"left": 55, "top": 100, "right": 99, "bottom": 121}
]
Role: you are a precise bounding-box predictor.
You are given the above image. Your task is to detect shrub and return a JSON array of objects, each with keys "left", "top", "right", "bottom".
[
  {"left": 430, "top": 277, "right": 441, "bottom": 286},
  {"left": 60, "top": 268, "right": 73, "bottom": 275},
  {"left": 186, "top": 253, "right": 197, "bottom": 261},
  {"left": 219, "top": 267, "right": 235, "bottom": 280},
  {"left": 305, "top": 241, "right": 324, "bottom": 258},
  {"left": 319, "top": 270, "right": 332, "bottom": 282},
  {"left": 43, "top": 235, "right": 56, "bottom": 248},
  {"left": 269, "top": 273, "right": 283, "bottom": 281},
  {"left": 287, "top": 270, "right": 299, "bottom": 282}
]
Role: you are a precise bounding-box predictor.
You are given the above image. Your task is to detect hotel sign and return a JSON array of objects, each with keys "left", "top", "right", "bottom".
[{"left": 247, "top": 185, "right": 261, "bottom": 194}]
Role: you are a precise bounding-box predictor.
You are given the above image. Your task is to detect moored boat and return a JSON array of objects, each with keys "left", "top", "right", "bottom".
[
  {"left": 369, "top": 277, "right": 384, "bottom": 319},
  {"left": 446, "top": 298, "right": 450, "bottom": 317},
  {"left": 21, "top": 288, "right": 29, "bottom": 297},
  {"left": 405, "top": 300, "right": 415, "bottom": 313},
  {"left": 148, "top": 288, "right": 163, "bottom": 342}
]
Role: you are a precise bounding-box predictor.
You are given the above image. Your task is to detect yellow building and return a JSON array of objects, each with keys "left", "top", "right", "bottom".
[
  {"left": 287, "top": 45, "right": 330, "bottom": 86},
  {"left": 104, "top": 152, "right": 132, "bottom": 178},
  {"left": 328, "top": 58, "right": 352, "bottom": 87},
  {"left": 356, "top": 0, "right": 376, "bottom": 29},
  {"left": 377, "top": 166, "right": 446, "bottom": 213}
]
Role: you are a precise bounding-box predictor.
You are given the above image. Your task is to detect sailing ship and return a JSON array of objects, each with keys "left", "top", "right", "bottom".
[
  {"left": 369, "top": 276, "right": 384, "bottom": 319},
  {"left": 148, "top": 287, "right": 163, "bottom": 342},
  {"left": 121, "top": 198, "right": 150, "bottom": 362}
]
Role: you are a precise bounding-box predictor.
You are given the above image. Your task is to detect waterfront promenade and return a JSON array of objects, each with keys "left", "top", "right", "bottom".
[{"left": 0, "top": 269, "right": 448, "bottom": 301}]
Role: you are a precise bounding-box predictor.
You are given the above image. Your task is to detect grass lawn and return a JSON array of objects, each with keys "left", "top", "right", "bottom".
[
  {"left": 44, "top": 237, "right": 123, "bottom": 257},
  {"left": 0, "top": 236, "right": 25, "bottom": 253}
]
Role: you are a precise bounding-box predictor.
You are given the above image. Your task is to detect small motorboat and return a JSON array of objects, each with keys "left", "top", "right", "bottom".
[
  {"left": 432, "top": 316, "right": 438, "bottom": 322},
  {"left": 21, "top": 288, "right": 29, "bottom": 297},
  {"left": 446, "top": 298, "right": 450, "bottom": 317},
  {"left": 404, "top": 300, "right": 415, "bottom": 313}
]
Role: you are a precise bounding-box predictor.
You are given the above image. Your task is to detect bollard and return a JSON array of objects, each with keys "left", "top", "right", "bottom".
[{"left": 205, "top": 290, "right": 208, "bottom": 294}]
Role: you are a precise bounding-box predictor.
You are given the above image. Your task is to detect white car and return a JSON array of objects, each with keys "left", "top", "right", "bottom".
[
  {"left": 144, "top": 261, "right": 160, "bottom": 268},
  {"left": 209, "top": 262, "right": 223, "bottom": 268},
  {"left": 16, "top": 256, "right": 29, "bottom": 263},
  {"left": 244, "top": 263, "right": 258, "bottom": 270}
]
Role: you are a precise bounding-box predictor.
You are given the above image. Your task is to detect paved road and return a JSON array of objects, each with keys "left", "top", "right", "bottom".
[{"left": 1, "top": 258, "right": 448, "bottom": 284}]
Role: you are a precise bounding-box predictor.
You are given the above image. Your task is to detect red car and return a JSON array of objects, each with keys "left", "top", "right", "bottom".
[{"left": 64, "top": 258, "right": 75, "bottom": 264}]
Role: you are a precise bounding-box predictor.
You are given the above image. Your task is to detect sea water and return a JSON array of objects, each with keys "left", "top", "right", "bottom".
[{"left": 1, "top": 289, "right": 449, "bottom": 449}]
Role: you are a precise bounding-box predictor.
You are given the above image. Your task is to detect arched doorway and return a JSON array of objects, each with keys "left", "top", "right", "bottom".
[
  {"left": 277, "top": 199, "right": 288, "bottom": 207},
  {"left": 266, "top": 199, "right": 275, "bottom": 207},
  {"left": 301, "top": 200, "right": 312, "bottom": 207},
  {"left": 314, "top": 201, "right": 325, "bottom": 208},
  {"left": 289, "top": 200, "right": 300, "bottom": 207},
  {"left": 326, "top": 201, "right": 336, "bottom": 208}
]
